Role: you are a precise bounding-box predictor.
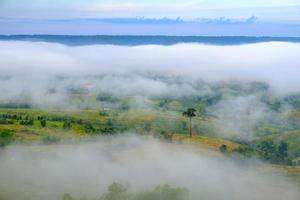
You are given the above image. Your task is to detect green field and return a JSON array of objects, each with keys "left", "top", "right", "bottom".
[{"left": 1, "top": 103, "right": 300, "bottom": 169}]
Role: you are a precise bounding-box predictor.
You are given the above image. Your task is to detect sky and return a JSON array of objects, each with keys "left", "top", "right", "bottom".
[{"left": 0, "top": 0, "right": 300, "bottom": 35}]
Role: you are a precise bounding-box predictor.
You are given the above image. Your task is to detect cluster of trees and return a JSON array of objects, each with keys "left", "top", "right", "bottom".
[
  {"left": 0, "top": 112, "right": 93, "bottom": 130},
  {"left": 38, "top": 115, "right": 83, "bottom": 125},
  {"left": 0, "top": 113, "right": 22, "bottom": 119},
  {"left": 36, "top": 114, "right": 121, "bottom": 134},
  {"left": 63, "top": 183, "right": 189, "bottom": 200},
  {"left": 96, "top": 93, "right": 119, "bottom": 103},
  {"left": 235, "top": 140, "right": 291, "bottom": 165},
  {"left": 19, "top": 118, "right": 34, "bottom": 125},
  {"left": 256, "top": 140, "right": 290, "bottom": 164},
  {"left": 96, "top": 93, "right": 130, "bottom": 111},
  {"left": 0, "top": 113, "right": 26, "bottom": 125},
  {"left": 81, "top": 119, "right": 119, "bottom": 134},
  {"left": 0, "top": 119, "right": 14, "bottom": 125},
  {"left": 0, "top": 110, "right": 124, "bottom": 135},
  {"left": 18, "top": 115, "right": 34, "bottom": 126},
  {"left": 0, "top": 103, "right": 31, "bottom": 109},
  {"left": 284, "top": 94, "right": 300, "bottom": 110},
  {"left": 0, "top": 113, "right": 46, "bottom": 127}
]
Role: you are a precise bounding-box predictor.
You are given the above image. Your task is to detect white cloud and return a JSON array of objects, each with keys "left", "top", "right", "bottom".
[
  {"left": 1, "top": 41, "right": 300, "bottom": 95},
  {"left": 0, "top": 136, "right": 299, "bottom": 200}
]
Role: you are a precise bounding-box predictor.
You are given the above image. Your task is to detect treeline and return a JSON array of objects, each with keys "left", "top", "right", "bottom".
[
  {"left": 0, "top": 111, "right": 125, "bottom": 135},
  {"left": 0, "top": 103, "right": 31, "bottom": 109},
  {"left": 234, "top": 140, "right": 291, "bottom": 165},
  {"left": 63, "top": 183, "right": 189, "bottom": 200}
]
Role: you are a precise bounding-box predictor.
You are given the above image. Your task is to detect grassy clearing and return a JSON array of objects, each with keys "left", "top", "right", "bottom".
[
  {"left": 0, "top": 108, "right": 104, "bottom": 143},
  {"left": 269, "top": 165, "right": 300, "bottom": 184},
  {"left": 172, "top": 134, "right": 240, "bottom": 152}
]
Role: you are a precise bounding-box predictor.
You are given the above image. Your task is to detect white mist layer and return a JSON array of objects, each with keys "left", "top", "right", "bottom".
[
  {"left": 0, "top": 41, "right": 300, "bottom": 96},
  {"left": 0, "top": 136, "right": 299, "bottom": 200},
  {"left": 0, "top": 41, "right": 299, "bottom": 139}
]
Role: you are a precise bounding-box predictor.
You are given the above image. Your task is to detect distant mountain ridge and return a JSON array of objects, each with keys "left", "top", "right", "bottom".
[{"left": 0, "top": 35, "right": 300, "bottom": 46}]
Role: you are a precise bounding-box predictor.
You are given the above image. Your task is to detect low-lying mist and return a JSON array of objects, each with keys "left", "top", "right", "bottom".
[
  {"left": 0, "top": 41, "right": 300, "bottom": 139},
  {"left": 0, "top": 41, "right": 300, "bottom": 97},
  {"left": 0, "top": 136, "right": 299, "bottom": 200}
]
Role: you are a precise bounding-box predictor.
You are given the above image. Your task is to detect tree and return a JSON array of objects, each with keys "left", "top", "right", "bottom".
[
  {"left": 104, "top": 119, "right": 115, "bottom": 134},
  {"left": 40, "top": 119, "right": 46, "bottom": 127},
  {"left": 0, "top": 129, "right": 14, "bottom": 147},
  {"left": 84, "top": 122, "right": 95, "bottom": 133},
  {"left": 182, "top": 108, "right": 196, "bottom": 137},
  {"left": 278, "top": 141, "right": 288, "bottom": 156},
  {"left": 136, "top": 184, "right": 189, "bottom": 200},
  {"left": 219, "top": 144, "right": 227, "bottom": 153},
  {"left": 277, "top": 141, "right": 289, "bottom": 164},
  {"left": 143, "top": 122, "right": 152, "bottom": 133},
  {"left": 99, "top": 182, "right": 129, "bottom": 200},
  {"left": 62, "top": 193, "right": 73, "bottom": 200},
  {"left": 63, "top": 120, "right": 72, "bottom": 129}
]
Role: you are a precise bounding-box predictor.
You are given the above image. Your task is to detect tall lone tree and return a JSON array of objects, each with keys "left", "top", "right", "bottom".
[{"left": 183, "top": 108, "right": 197, "bottom": 137}]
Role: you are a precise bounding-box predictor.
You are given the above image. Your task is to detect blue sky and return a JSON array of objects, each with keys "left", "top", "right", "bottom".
[
  {"left": 1, "top": 0, "right": 299, "bottom": 20},
  {"left": 0, "top": 0, "right": 299, "bottom": 35}
]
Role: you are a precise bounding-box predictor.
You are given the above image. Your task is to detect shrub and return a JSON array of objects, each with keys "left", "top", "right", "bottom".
[
  {"left": 136, "top": 184, "right": 189, "bottom": 200},
  {"left": 40, "top": 119, "right": 47, "bottom": 127},
  {"left": 0, "top": 119, "right": 14, "bottom": 125},
  {"left": 143, "top": 122, "right": 152, "bottom": 133},
  {"left": 100, "top": 182, "right": 129, "bottom": 200},
  {"left": 103, "top": 119, "right": 116, "bottom": 134},
  {"left": 219, "top": 144, "right": 227, "bottom": 153},
  {"left": 84, "top": 122, "right": 95, "bottom": 133},
  {"left": 42, "top": 135, "right": 61, "bottom": 144},
  {"left": 65, "top": 183, "right": 189, "bottom": 200},
  {"left": 0, "top": 129, "right": 14, "bottom": 147},
  {"left": 19, "top": 118, "right": 34, "bottom": 126},
  {"left": 96, "top": 93, "right": 119, "bottom": 103},
  {"left": 160, "top": 131, "right": 173, "bottom": 142},
  {"left": 99, "top": 110, "right": 109, "bottom": 116},
  {"left": 62, "top": 193, "right": 73, "bottom": 200},
  {"left": 63, "top": 120, "right": 72, "bottom": 129}
]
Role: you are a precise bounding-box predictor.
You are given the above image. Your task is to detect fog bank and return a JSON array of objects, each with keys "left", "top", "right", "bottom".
[
  {"left": 0, "top": 136, "right": 299, "bottom": 200},
  {"left": 1, "top": 41, "right": 299, "bottom": 139},
  {"left": 0, "top": 41, "right": 300, "bottom": 97}
]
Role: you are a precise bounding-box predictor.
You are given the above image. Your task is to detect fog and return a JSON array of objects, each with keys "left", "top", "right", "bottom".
[
  {"left": 0, "top": 41, "right": 300, "bottom": 199},
  {"left": 0, "top": 136, "right": 299, "bottom": 200},
  {"left": 0, "top": 41, "right": 300, "bottom": 98},
  {"left": 1, "top": 40, "right": 299, "bottom": 138}
]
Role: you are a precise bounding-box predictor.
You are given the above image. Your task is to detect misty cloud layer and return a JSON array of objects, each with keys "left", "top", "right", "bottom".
[
  {"left": 1, "top": 41, "right": 300, "bottom": 97},
  {"left": 0, "top": 136, "right": 299, "bottom": 200},
  {"left": 1, "top": 41, "right": 299, "bottom": 139}
]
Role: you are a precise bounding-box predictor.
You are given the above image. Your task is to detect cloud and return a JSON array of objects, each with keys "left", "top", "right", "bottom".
[
  {"left": 0, "top": 41, "right": 299, "bottom": 138},
  {"left": 23, "top": 16, "right": 258, "bottom": 25},
  {"left": 201, "top": 16, "right": 257, "bottom": 24},
  {"left": 0, "top": 136, "right": 299, "bottom": 200},
  {"left": 1, "top": 41, "right": 300, "bottom": 95}
]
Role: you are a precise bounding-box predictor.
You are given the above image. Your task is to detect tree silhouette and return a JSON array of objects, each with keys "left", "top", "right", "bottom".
[{"left": 182, "top": 108, "right": 196, "bottom": 137}]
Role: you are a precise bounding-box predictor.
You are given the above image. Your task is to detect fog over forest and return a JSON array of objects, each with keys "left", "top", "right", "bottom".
[
  {"left": 0, "top": 41, "right": 300, "bottom": 200},
  {"left": 0, "top": 41, "right": 299, "bottom": 95},
  {"left": 0, "top": 136, "right": 300, "bottom": 200},
  {"left": 1, "top": 41, "right": 300, "bottom": 137}
]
